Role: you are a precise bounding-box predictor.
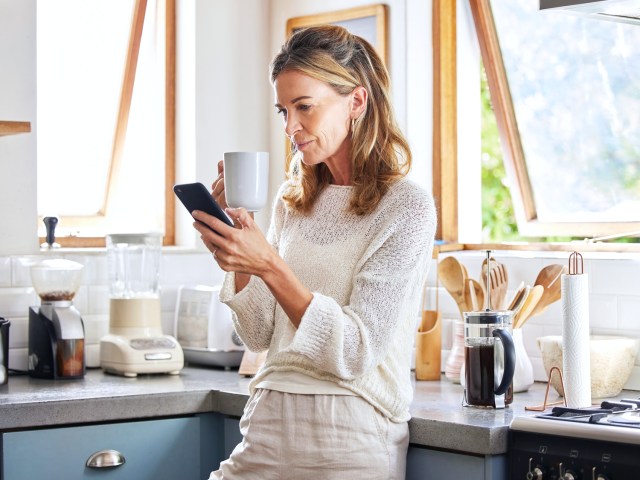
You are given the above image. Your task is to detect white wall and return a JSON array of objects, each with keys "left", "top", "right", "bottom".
[{"left": 0, "top": 0, "right": 38, "bottom": 255}]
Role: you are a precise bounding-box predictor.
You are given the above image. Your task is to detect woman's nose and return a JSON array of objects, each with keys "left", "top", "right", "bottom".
[{"left": 284, "top": 113, "right": 301, "bottom": 137}]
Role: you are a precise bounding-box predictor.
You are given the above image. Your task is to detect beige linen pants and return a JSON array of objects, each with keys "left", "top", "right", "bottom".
[{"left": 209, "top": 389, "right": 409, "bottom": 479}]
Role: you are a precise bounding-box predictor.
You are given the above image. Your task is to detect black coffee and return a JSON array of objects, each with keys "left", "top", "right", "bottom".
[{"left": 465, "top": 344, "right": 513, "bottom": 407}]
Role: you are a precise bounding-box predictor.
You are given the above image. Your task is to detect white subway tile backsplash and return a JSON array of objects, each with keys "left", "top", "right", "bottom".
[
  {"left": 82, "top": 314, "right": 109, "bottom": 343},
  {"left": 0, "top": 256, "right": 11, "bottom": 287},
  {"left": 590, "top": 294, "right": 618, "bottom": 330},
  {"left": 0, "top": 287, "right": 37, "bottom": 317},
  {"left": 12, "top": 256, "right": 40, "bottom": 287},
  {"left": 7, "top": 316, "right": 28, "bottom": 348},
  {"left": 80, "top": 255, "right": 109, "bottom": 285},
  {"left": 1, "top": 248, "right": 639, "bottom": 390},
  {"left": 8, "top": 347, "right": 28, "bottom": 372},
  {"left": 590, "top": 259, "right": 640, "bottom": 296},
  {"left": 161, "top": 252, "right": 225, "bottom": 286},
  {"left": 87, "top": 285, "right": 110, "bottom": 315},
  {"left": 617, "top": 295, "right": 640, "bottom": 331}
]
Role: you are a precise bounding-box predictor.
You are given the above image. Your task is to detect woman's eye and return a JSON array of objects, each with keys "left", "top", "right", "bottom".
[
  {"left": 276, "top": 108, "right": 287, "bottom": 118},
  {"left": 298, "top": 104, "right": 311, "bottom": 111}
]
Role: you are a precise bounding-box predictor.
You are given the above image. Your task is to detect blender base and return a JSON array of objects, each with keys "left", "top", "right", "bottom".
[{"left": 100, "top": 333, "right": 184, "bottom": 377}]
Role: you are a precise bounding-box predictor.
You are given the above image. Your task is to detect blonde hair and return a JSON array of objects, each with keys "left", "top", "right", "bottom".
[{"left": 270, "top": 25, "right": 411, "bottom": 215}]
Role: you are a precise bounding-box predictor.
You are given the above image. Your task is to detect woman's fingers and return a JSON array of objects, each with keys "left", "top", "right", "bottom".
[
  {"left": 211, "top": 160, "right": 228, "bottom": 209},
  {"left": 226, "top": 207, "right": 252, "bottom": 229}
]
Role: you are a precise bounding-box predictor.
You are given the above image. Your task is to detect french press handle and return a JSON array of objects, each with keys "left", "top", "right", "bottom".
[{"left": 492, "top": 328, "right": 515, "bottom": 396}]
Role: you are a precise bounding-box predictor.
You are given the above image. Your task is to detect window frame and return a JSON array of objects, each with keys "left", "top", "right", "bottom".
[
  {"left": 37, "top": 0, "right": 176, "bottom": 248},
  {"left": 432, "top": 0, "right": 640, "bottom": 252}
]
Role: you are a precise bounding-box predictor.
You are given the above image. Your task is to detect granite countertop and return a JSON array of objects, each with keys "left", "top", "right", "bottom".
[{"left": 0, "top": 367, "right": 554, "bottom": 455}]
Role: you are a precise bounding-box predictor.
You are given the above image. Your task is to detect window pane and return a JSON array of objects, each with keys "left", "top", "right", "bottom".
[
  {"left": 37, "top": 0, "right": 134, "bottom": 216},
  {"left": 491, "top": 0, "right": 640, "bottom": 223}
]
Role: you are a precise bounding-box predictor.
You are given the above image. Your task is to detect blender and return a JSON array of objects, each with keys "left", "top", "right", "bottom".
[
  {"left": 28, "top": 259, "right": 85, "bottom": 379},
  {"left": 100, "top": 233, "right": 183, "bottom": 377}
]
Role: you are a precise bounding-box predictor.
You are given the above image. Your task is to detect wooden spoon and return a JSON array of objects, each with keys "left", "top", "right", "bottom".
[
  {"left": 529, "top": 264, "right": 567, "bottom": 318},
  {"left": 438, "top": 256, "right": 468, "bottom": 317},
  {"left": 465, "top": 279, "right": 485, "bottom": 311},
  {"left": 513, "top": 285, "right": 544, "bottom": 328}
]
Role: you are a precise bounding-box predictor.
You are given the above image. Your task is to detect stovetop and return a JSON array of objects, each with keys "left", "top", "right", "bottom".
[
  {"left": 510, "top": 399, "right": 640, "bottom": 479},
  {"left": 511, "top": 398, "right": 640, "bottom": 445}
]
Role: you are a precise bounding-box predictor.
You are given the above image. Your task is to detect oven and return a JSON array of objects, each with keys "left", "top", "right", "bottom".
[{"left": 509, "top": 399, "right": 640, "bottom": 479}]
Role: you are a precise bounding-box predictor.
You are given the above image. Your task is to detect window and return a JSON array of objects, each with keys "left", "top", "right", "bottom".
[
  {"left": 477, "top": 0, "right": 640, "bottom": 240},
  {"left": 434, "top": 0, "right": 640, "bottom": 247},
  {"left": 36, "top": 0, "right": 175, "bottom": 247}
]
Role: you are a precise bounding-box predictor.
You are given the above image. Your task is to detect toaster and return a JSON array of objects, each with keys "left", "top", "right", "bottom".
[{"left": 173, "top": 285, "right": 244, "bottom": 368}]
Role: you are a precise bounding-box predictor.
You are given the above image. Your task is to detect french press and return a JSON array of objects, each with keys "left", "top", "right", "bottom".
[{"left": 463, "top": 251, "right": 515, "bottom": 408}]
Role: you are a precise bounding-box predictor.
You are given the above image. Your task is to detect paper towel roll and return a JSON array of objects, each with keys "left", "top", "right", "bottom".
[{"left": 561, "top": 273, "right": 591, "bottom": 408}]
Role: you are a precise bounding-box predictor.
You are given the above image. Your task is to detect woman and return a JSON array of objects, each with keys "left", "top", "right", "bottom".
[{"left": 193, "top": 25, "right": 436, "bottom": 479}]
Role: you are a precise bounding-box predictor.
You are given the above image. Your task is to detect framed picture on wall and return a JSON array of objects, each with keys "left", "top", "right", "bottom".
[{"left": 286, "top": 4, "right": 389, "bottom": 67}]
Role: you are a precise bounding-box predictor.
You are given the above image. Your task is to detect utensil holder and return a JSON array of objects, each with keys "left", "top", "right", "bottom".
[
  {"left": 445, "top": 320, "right": 465, "bottom": 384},
  {"left": 415, "top": 310, "right": 442, "bottom": 380},
  {"left": 512, "top": 328, "right": 534, "bottom": 393}
]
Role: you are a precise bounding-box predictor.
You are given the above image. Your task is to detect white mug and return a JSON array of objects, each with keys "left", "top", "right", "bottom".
[{"left": 223, "top": 151, "right": 269, "bottom": 211}]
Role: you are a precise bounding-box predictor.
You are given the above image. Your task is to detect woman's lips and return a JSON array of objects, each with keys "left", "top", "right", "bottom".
[{"left": 295, "top": 140, "right": 312, "bottom": 151}]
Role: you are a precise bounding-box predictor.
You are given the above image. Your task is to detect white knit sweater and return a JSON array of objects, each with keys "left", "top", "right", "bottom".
[{"left": 220, "top": 177, "right": 436, "bottom": 422}]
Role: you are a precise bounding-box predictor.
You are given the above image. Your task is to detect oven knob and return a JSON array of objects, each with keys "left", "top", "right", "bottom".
[
  {"left": 526, "top": 458, "right": 544, "bottom": 480},
  {"left": 559, "top": 462, "right": 577, "bottom": 480},
  {"left": 592, "top": 469, "right": 608, "bottom": 480},
  {"left": 526, "top": 467, "right": 544, "bottom": 480}
]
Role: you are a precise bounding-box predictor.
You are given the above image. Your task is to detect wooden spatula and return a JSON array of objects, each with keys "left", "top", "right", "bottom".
[
  {"left": 513, "top": 285, "right": 543, "bottom": 329},
  {"left": 529, "top": 264, "right": 567, "bottom": 318}
]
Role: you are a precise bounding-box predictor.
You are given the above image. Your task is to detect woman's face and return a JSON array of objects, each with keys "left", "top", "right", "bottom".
[{"left": 274, "top": 70, "right": 352, "bottom": 168}]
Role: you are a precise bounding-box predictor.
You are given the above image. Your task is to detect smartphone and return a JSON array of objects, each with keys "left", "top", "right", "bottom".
[{"left": 173, "top": 182, "right": 234, "bottom": 230}]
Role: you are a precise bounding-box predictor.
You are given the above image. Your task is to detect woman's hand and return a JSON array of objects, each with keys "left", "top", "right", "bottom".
[
  {"left": 193, "top": 207, "right": 276, "bottom": 279},
  {"left": 211, "top": 160, "right": 228, "bottom": 210}
]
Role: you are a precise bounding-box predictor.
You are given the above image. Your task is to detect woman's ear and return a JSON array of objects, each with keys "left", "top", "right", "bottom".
[{"left": 350, "top": 86, "right": 368, "bottom": 119}]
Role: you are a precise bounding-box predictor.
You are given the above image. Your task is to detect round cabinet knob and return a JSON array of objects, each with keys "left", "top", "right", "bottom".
[
  {"left": 86, "top": 449, "right": 126, "bottom": 469},
  {"left": 563, "top": 472, "right": 576, "bottom": 480}
]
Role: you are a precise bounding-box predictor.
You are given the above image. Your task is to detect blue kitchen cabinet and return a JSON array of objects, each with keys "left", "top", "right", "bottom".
[
  {"left": 1, "top": 414, "right": 225, "bottom": 480},
  {"left": 406, "top": 445, "right": 507, "bottom": 479}
]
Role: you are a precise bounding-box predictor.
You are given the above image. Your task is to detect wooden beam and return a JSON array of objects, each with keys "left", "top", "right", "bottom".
[{"left": 432, "top": 0, "right": 457, "bottom": 242}]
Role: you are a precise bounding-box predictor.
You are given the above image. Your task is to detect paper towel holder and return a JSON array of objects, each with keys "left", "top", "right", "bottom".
[
  {"left": 524, "top": 366, "right": 567, "bottom": 412},
  {"left": 568, "top": 251, "right": 583, "bottom": 275}
]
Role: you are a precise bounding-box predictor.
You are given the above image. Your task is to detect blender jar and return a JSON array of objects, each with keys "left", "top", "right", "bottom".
[
  {"left": 107, "top": 233, "right": 162, "bottom": 299},
  {"left": 106, "top": 233, "right": 163, "bottom": 334}
]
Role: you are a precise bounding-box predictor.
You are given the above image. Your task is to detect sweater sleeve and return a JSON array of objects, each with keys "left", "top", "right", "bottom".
[
  {"left": 284, "top": 188, "right": 436, "bottom": 380},
  {"left": 218, "top": 186, "right": 287, "bottom": 352}
]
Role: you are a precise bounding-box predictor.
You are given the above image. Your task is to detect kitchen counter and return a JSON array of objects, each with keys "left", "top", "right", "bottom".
[{"left": 1, "top": 367, "right": 559, "bottom": 455}]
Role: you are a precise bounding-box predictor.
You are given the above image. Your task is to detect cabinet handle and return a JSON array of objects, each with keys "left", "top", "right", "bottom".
[{"left": 86, "top": 449, "right": 126, "bottom": 468}]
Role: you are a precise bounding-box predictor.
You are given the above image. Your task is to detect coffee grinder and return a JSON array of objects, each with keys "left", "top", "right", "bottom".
[
  {"left": 100, "top": 233, "right": 183, "bottom": 377},
  {"left": 28, "top": 259, "right": 86, "bottom": 379}
]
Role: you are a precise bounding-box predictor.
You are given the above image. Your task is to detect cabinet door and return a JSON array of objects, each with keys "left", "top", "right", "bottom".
[
  {"left": 3, "top": 417, "right": 201, "bottom": 480},
  {"left": 406, "top": 446, "right": 507, "bottom": 480}
]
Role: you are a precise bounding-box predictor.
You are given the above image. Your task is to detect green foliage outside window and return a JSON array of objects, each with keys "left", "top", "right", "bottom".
[{"left": 480, "top": 66, "right": 518, "bottom": 243}]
